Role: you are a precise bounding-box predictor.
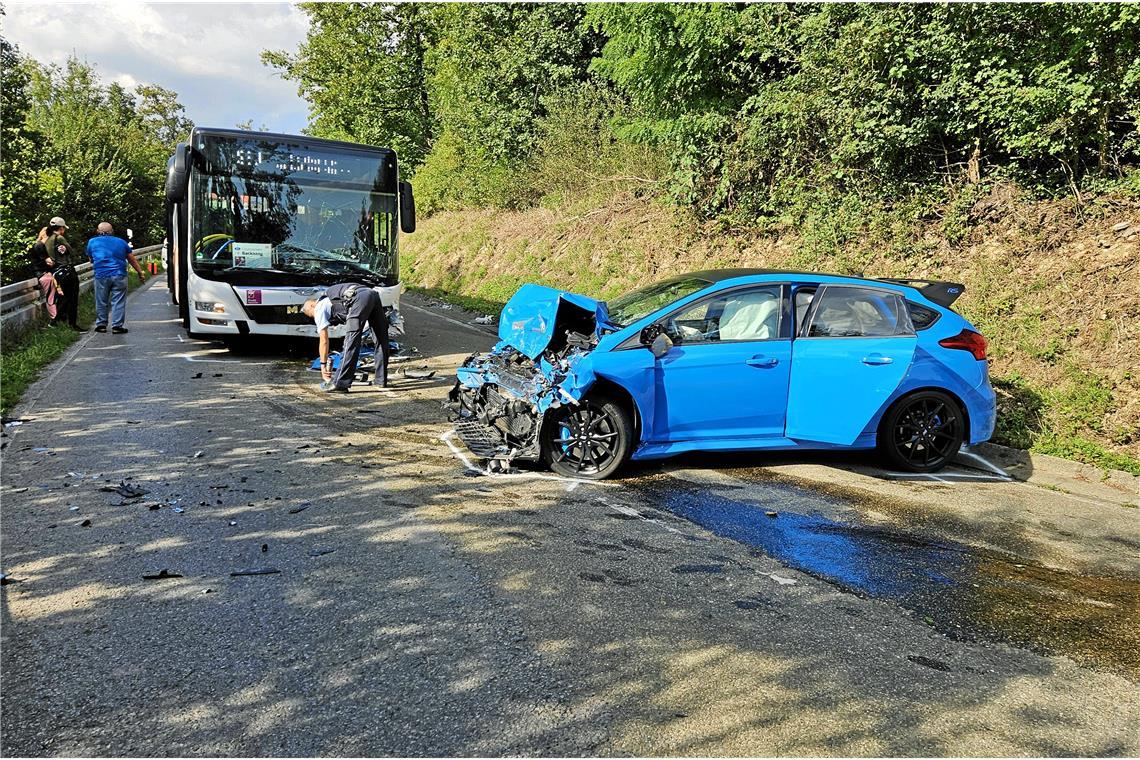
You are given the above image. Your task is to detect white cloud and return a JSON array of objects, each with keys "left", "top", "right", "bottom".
[{"left": 3, "top": 1, "right": 311, "bottom": 134}]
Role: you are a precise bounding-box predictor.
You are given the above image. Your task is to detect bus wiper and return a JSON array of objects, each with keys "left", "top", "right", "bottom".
[{"left": 222, "top": 265, "right": 290, "bottom": 274}]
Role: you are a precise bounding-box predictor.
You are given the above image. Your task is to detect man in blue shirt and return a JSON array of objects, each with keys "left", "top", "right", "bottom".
[{"left": 87, "top": 222, "right": 147, "bottom": 334}]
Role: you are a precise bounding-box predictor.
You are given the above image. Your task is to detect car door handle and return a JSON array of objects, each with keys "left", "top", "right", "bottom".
[
  {"left": 746, "top": 356, "right": 779, "bottom": 368},
  {"left": 861, "top": 354, "right": 894, "bottom": 365}
]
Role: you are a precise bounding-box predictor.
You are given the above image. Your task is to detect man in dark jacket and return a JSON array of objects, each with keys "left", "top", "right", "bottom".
[
  {"left": 301, "top": 282, "right": 390, "bottom": 392},
  {"left": 44, "top": 216, "right": 83, "bottom": 330}
]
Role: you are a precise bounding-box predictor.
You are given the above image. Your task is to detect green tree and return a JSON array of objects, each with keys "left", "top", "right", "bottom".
[{"left": 262, "top": 2, "right": 436, "bottom": 168}]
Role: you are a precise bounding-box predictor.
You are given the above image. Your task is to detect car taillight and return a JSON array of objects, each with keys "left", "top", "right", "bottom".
[{"left": 939, "top": 329, "right": 987, "bottom": 361}]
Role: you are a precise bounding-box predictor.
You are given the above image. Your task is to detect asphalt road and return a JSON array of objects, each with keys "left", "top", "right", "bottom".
[{"left": 2, "top": 279, "right": 1137, "bottom": 756}]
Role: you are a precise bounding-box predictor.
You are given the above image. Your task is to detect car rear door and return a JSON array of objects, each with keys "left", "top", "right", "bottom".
[{"left": 785, "top": 285, "right": 916, "bottom": 445}]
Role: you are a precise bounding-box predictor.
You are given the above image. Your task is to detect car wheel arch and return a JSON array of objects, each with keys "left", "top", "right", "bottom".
[
  {"left": 877, "top": 386, "right": 971, "bottom": 444},
  {"left": 577, "top": 377, "right": 643, "bottom": 444}
]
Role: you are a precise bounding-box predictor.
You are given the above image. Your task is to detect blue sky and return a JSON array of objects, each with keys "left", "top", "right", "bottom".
[{"left": 4, "top": 1, "right": 312, "bottom": 135}]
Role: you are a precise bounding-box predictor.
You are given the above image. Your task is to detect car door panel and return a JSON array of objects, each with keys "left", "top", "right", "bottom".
[
  {"left": 656, "top": 341, "right": 792, "bottom": 441},
  {"left": 786, "top": 285, "right": 916, "bottom": 445}
]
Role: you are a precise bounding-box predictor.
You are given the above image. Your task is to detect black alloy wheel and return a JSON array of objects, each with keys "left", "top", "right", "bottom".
[
  {"left": 542, "top": 395, "right": 632, "bottom": 480},
  {"left": 881, "top": 390, "right": 965, "bottom": 473}
]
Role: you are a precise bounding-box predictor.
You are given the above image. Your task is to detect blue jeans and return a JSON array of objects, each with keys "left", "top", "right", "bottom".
[{"left": 94, "top": 275, "right": 128, "bottom": 328}]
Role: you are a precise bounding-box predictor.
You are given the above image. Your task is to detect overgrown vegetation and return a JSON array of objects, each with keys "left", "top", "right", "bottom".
[
  {"left": 0, "top": 24, "right": 191, "bottom": 284},
  {"left": 1, "top": 269, "right": 150, "bottom": 416}
]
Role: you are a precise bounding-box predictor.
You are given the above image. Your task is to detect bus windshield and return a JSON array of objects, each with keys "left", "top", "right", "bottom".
[{"left": 189, "top": 135, "right": 398, "bottom": 286}]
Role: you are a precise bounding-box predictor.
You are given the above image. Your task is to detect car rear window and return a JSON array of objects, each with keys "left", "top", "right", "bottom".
[{"left": 907, "top": 301, "right": 940, "bottom": 330}]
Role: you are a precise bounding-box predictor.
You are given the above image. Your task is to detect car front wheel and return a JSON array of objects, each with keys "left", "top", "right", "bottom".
[
  {"left": 542, "top": 394, "right": 632, "bottom": 479},
  {"left": 880, "top": 390, "right": 965, "bottom": 472}
]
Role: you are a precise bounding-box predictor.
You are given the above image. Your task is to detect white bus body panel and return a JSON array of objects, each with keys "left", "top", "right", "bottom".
[{"left": 187, "top": 270, "right": 403, "bottom": 338}]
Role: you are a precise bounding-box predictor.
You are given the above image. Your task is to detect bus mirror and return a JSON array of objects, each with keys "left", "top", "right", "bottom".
[
  {"left": 399, "top": 181, "right": 416, "bottom": 233},
  {"left": 165, "top": 143, "right": 190, "bottom": 203}
]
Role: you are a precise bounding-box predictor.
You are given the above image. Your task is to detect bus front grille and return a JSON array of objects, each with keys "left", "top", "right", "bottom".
[{"left": 239, "top": 305, "right": 312, "bottom": 326}]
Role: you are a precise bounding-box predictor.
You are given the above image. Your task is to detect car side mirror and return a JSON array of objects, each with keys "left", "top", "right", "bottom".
[
  {"left": 650, "top": 332, "right": 674, "bottom": 359},
  {"left": 640, "top": 325, "right": 673, "bottom": 359}
]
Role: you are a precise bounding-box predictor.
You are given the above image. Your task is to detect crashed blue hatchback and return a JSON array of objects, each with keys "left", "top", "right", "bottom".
[{"left": 447, "top": 270, "right": 996, "bottom": 479}]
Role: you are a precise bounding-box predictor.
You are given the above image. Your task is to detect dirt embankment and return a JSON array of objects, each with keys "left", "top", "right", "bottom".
[{"left": 401, "top": 187, "right": 1140, "bottom": 468}]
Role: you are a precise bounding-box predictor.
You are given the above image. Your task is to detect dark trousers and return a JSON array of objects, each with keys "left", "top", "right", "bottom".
[
  {"left": 53, "top": 267, "right": 80, "bottom": 327},
  {"left": 332, "top": 289, "right": 390, "bottom": 389}
]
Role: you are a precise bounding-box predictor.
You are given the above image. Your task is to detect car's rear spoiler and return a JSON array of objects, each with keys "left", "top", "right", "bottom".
[{"left": 878, "top": 279, "right": 966, "bottom": 308}]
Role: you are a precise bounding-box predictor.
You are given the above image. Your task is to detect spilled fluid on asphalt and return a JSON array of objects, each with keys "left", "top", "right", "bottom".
[{"left": 634, "top": 477, "right": 1139, "bottom": 680}]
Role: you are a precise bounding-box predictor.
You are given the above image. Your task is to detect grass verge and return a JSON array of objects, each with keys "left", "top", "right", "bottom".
[
  {"left": 1, "top": 269, "right": 151, "bottom": 417},
  {"left": 407, "top": 285, "right": 506, "bottom": 319}
]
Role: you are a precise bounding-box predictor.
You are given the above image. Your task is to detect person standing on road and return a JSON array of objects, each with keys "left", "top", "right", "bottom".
[
  {"left": 301, "top": 282, "right": 390, "bottom": 392},
  {"left": 44, "top": 217, "right": 83, "bottom": 330},
  {"left": 87, "top": 222, "right": 147, "bottom": 334},
  {"left": 28, "top": 227, "right": 60, "bottom": 322}
]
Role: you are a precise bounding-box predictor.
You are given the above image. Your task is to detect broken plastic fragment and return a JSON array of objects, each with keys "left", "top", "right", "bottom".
[
  {"left": 172, "top": 506, "right": 185, "bottom": 514},
  {"left": 192, "top": 451, "right": 204, "bottom": 459},
  {"left": 765, "top": 511, "right": 778, "bottom": 518},
  {"left": 80, "top": 519, "right": 92, "bottom": 527},
  {"left": 68, "top": 505, "right": 80, "bottom": 511},
  {"left": 230, "top": 567, "right": 280, "bottom": 576},
  {"left": 308, "top": 548, "right": 336, "bottom": 557},
  {"left": 403, "top": 368, "right": 436, "bottom": 380},
  {"left": 474, "top": 315, "right": 494, "bottom": 325},
  {"left": 142, "top": 569, "right": 182, "bottom": 580},
  {"left": 288, "top": 502, "right": 311, "bottom": 514}
]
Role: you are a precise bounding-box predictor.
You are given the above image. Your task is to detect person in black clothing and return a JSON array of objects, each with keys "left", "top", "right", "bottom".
[
  {"left": 29, "top": 227, "right": 61, "bottom": 322},
  {"left": 42, "top": 216, "right": 83, "bottom": 330},
  {"left": 301, "top": 283, "right": 391, "bottom": 392}
]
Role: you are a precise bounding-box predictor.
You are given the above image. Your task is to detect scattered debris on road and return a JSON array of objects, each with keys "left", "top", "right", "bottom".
[
  {"left": 0, "top": 572, "right": 21, "bottom": 585},
  {"left": 261, "top": 543, "right": 268, "bottom": 553},
  {"left": 192, "top": 451, "right": 204, "bottom": 459},
  {"left": 191, "top": 372, "right": 203, "bottom": 379},
  {"left": 308, "top": 548, "right": 336, "bottom": 557},
  {"left": 765, "top": 510, "right": 778, "bottom": 518},
  {"left": 402, "top": 368, "right": 436, "bottom": 380},
  {"left": 230, "top": 567, "right": 280, "bottom": 576},
  {"left": 142, "top": 569, "right": 183, "bottom": 580},
  {"left": 80, "top": 519, "right": 92, "bottom": 527},
  {"left": 288, "top": 502, "right": 311, "bottom": 514},
  {"left": 474, "top": 315, "right": 494, "bottom": 325}
]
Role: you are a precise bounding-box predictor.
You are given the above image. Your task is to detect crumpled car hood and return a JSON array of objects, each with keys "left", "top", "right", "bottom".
[{"left": 498, "top": 283, "right": 609, "bottom": 359}]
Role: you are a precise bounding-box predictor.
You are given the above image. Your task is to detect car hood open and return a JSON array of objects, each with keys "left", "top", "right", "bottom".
[{"left": 497, "top": 283, "right": 610, "bottom": 359}]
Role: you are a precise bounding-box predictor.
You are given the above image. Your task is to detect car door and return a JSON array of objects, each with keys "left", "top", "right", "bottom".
[
  {"left": 652, "top": 285, "right": 791, "bottom": 441},
  {"left": 785, "top": 285, "right": 916, "bottom": 445}
]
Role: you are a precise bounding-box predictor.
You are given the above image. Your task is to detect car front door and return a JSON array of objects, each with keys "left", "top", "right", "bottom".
[
  {"left": 785, "top": 285, "right": 916, "bottom": 445},
  {"left": 651, "top": 285, "right": 790, "bottom": 442}
]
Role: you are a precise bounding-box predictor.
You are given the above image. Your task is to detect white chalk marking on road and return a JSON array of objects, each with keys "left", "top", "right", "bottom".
[
  {"left": 885, "top": 471, "right": 1010, "bottom": 481},
  {"left": 437, "top": 430, "right": 598, "bottom": 489},
  {"left": 763, "top": 572, "right": 797, "bottom": 586},
  {"left": 597, "top": 499, "right": 683, "bottom": 534},
  {"left": 403, "top": 301, "right": 496, "bottom": 336},
  {"left": 957, "top": 448, "right": 1012, "bottom": 478}
]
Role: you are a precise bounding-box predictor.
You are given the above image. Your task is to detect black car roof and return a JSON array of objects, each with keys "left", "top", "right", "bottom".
[{"left": 682, "top": 268, "right": 871, "bottom": 284}]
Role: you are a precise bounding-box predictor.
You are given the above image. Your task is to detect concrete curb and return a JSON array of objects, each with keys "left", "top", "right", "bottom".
[{"left": 970, "top": 441, "right": 1138, "bottom": 507}]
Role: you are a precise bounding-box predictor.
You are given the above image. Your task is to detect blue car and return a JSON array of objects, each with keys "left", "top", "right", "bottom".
[{"left": 448, "top": 269, "right": 995, "bottom": 479}]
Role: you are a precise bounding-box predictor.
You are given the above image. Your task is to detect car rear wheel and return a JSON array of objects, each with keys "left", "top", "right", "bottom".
[
  {"left": 542, "top": 395, "right": 632, "bottom": 480},
  {"left": 880, "top": 390, "right": 965, "bottom": 473}
]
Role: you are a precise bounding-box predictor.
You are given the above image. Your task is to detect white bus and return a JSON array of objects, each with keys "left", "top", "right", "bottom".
[{"left": 164, "top": 128, "right": 415, "bottom": 340}]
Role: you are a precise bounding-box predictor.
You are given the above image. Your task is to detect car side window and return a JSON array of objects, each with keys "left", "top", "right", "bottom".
[
  {"left": 804, "top": 286, "right": 914, "bottom": 338},
  {"left": 666, "top": 286, "right": 781, "bottom": 344}
]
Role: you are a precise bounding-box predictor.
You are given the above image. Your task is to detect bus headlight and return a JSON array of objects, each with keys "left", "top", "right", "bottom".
[{"left": 194, "top": 301, "right": 226, "bottom": 313}]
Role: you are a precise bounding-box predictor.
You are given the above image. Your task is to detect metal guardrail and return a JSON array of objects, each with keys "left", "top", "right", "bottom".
[{"left": 0, "top": 244, "right": 162, "bottom": 332}]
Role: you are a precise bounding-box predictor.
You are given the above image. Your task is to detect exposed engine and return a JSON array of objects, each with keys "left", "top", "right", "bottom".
[{"left": 447, "top": 331, "right": 597, "bottom": 462}]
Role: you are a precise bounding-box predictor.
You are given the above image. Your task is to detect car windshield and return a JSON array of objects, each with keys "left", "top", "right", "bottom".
[{"left": 606, "top": 277, "right": 712, "bottom": 327}]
